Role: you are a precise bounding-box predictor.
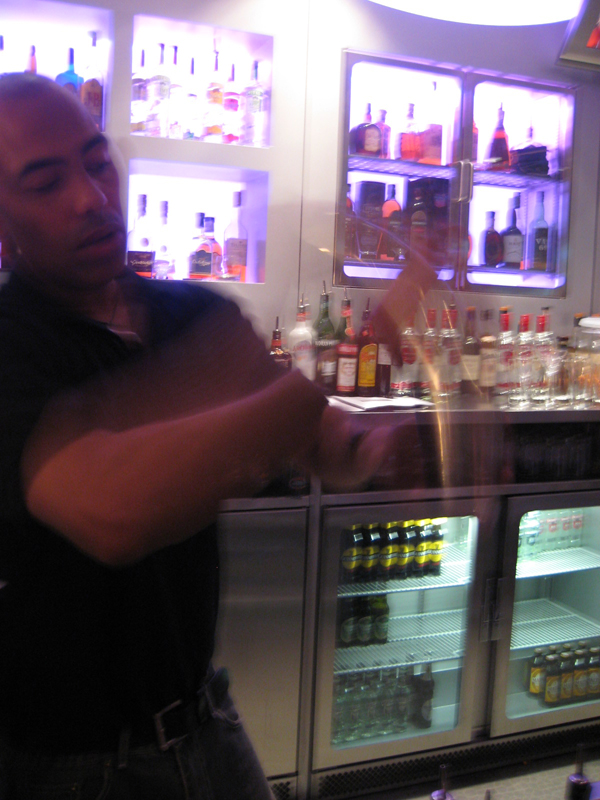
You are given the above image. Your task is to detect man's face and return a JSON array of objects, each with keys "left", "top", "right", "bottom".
[{"left": 0, "top": 82, "right": 126, "bottom": 294}]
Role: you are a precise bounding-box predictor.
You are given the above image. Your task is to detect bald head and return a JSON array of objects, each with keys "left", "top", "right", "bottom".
[{"left": 0, "top": 72, "right": 126, "bottom": 300}]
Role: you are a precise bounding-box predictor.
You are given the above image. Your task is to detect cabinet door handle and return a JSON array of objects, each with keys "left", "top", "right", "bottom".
[
  {"left": 490, "top": 577, "right": 508, "bottom": 642},
  {"left": 456, "top": 160, "right": 474, "bottom": 204},
  {"left": 480, "top": 577, "right": 496, "bottom": 642}
]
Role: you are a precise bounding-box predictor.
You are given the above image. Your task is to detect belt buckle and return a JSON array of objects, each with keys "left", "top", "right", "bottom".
[{"left": 153, "top": 699, "right": 187, "bottom": 752}]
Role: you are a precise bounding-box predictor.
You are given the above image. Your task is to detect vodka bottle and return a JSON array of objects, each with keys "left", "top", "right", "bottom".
[
  {"left": 510, "top": 314, "right": 534, "bottom": 406},
  {"left": 152, "top": 200, "right": 176, "bottom": 279},
  {"left": 130, "top": 49, "right": 149, "bottom": 134},
  {"left": 531, "top": 309, "right": 556, "bottom": 405},
  {"left": 478, "top": 309, "right": 497, "bottom": 400},
  {"left": 419, "top": 308, "right": 438, "bottom": 399},
  {"left": 146, "top": 43, "right": 170, "bottom": 138},
  {"left": 203, "top": 45, "right": 224, "bottom": 141},
  {"left": 222, "top": 64, "right": 241, "bottom": 144},
  {"left": 495, "top": 307, "right": 515, "bottom": 399},
  {"left": 241, "top": 60, "right": 268, "bottom": 147},
  {"left": 167, "top": 45, "right": 184, "bottom": 139},
  {"left": 391, "top": 315, "right": 420, "bottom": 397},
  {"left": 461, "top": 306, "right": 480, "bottom": 394},
  {"left": 438, "top": 307, "right": 462, "bottom": 398}
]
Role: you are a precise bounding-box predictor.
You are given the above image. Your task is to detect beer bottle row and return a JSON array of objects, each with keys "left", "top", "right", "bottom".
[
  {"left": 339, "top": 519, "right": 445, "bottom": 585},
  {"left": 336, "top": 595, "right": 390, "bottom": 648},
  {"left": 525, "top": 642, "right": 600, "bottom": 707},
  {"left": 332, "top": 659, "right": 435, "bottom": 744}
]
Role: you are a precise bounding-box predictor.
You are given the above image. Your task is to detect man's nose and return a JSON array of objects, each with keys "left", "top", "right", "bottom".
[{"left": 72, "top": 170, "right": 108, "bottom": 215}]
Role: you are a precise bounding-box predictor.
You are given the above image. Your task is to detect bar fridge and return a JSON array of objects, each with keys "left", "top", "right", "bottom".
[
  {"left": 490, "top": 491, "right": 600, "bottom": 737},
  {"left": 311, "top": 496, "right": 500, "bottom": 772}
]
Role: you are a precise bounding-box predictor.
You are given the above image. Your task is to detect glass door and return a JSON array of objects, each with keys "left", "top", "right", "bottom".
[
  {"left": 312, "top": 497, "right": 497, "bottom": 770},
  {"left": 334, "top": 51, "right": 463, "bottom": 290},
  {"left": 490, "top": 492, "right": 600, "bottom": 737}
]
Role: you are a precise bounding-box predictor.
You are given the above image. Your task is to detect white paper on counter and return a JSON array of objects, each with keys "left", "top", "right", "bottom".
[{"left": 327, "top": 396, "right": 434, "bottom": 412}]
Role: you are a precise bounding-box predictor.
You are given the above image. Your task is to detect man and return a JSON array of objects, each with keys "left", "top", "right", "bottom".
[{"left": 0, "top": 73, "right": 435, "bottom": 798}]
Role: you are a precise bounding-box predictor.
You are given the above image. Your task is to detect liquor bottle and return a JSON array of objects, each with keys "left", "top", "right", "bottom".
[
  {"left": 146, "top": 43, "right": 170, "bottom": 138},
  {"left": 375, "top": 109, "right": 391, "bottom": 159},
  {"left": 269, "top": 317, "right": 292, "bottom": 371},
  {"left": 130, "top": 50, "right": 148, "bottom": 134},
  {"left": 205, "top": 217, "right": 223, "bottom": 278},
  {"left": 376, "top": 334, "right": 392, "bottom": 397},
  {"left": 223, "top": 191, "right": 248, "bottom": 281},
  {"left": 510, "top": 313, "right": 534, "bottom": 406},
  {"left": 241, "top": 60, "right": 268, "bottom": 147},
  {"left": 495, "top": 307, "right": 515, "bottom": 398},
  {"left": 25, "top": 45, "right": 37, "bottom": 74},
  {"left": 408, "top": 186, "right": 427, "bottom": 263},
  {"left": 314, "top": 282, "right": 339, "bottom": 395},
  {"left": 335, "top": 290, "right": 358, "bottom": 395},
  {"left": 203, "top": 46, "right": 224, "bottom": 141},
  {"left": 222, "top": 64, "right": 240, "bottom": 144},
  {"left": 348, "top": 103, "right": 382, "bottom": 157},
  {"left": 501, "top": 194, "right": 523, "bottom": 268},
  {"left": 478, "top": 310, "right": 497, "bottom": 399},
  {"left": 438, "top": 307, "right": 462, "bottom": 398},
  {"left": 528, "top": 190, "right": 549, "bottom": 270},
  {"left": 344, "top": 184, "right": 358, "bottom": 259},
  {"left": 80, "top": 32, "right": 103, "bottom": 130},
  {"left": 356, "top": 181, "right": 385, "bottom": 261},
  {"left": 182, "top": 58, "right": 202, "bottom": 140},
  {"left": 379, "top": 185, "right": 404, "bottom": 262},
  {"left": 55, "top": 47, "right": 83, "bottom": 95},
  {"left": 531, "top": 309, "right": 556, "bottom": 405},
  {"left": 167, "top": 45, "right": 184, "bottom": 139},
  {"left": 397, "top": 102, "right": 420, "bottom": 162},
  {"left": 486, "top": 103, "right": 510, "bottom": 170},
  {"left": 461, "top": 306, "right": 480, "bottom": 394},
  {"left": 126, "top": 193, "right": 154, "bottom": 278},
  {"left": 412, "top": 660, "right": 434, "bottom": 728},
  {"left": 391, "top": 315, "right": 419, "bottom": 397},
  {"left": 289, "top": 294, "right": 316, "bottom": 381},
  {"left": 356, "top": 298, "right": 378, "bottom": 397},
  {"left": 482, "top": 211, "right": 502, "bottom": 266},
  {"left": 188, "top": 212, "right": 212, "bottom": 279},
  {"left": 419, "top": 308, "right": 438, "bottom": 400},
  {"left": 419, "top": 81, "right": 443, "bottom": 166},
  {"left": 152, "top": 200, "right": 176, "bottom": 280}
]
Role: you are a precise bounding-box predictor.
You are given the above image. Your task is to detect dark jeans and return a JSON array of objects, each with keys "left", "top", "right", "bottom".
[{"left": 0, "top": 669, "right": 274, "bottom": 800}]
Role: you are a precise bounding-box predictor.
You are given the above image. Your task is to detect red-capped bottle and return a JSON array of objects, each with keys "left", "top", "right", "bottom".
[{"left": 356, "top": 298, "right": 378, "bottom": 397}]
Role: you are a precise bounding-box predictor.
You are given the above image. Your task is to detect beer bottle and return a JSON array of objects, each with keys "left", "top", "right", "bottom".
[
  {"left": 429, "top": 517, "right": 445, "bottom": 576},
  {"left": 379, "top": 521, "right": 400, "bottom": 581},
  {"left": 527, "top": 647, "right": 546, "bottom": 696},
  {"left": 412, "top": 520, "right": 428, "bottom": 577},
  {"left": 362, "top": 523, "right": 382, "bottom": 582},
  {"left": 543, "top": 654, "right": 560, "bottom": 707},
  {"left": 337, "top": 597, "right": 359, "bottom": 648},
  {"left": 396, "top": 522, "right": 410, "bottom": 579},
  {"left": 588, "top": 647, "right": 600, "bottom": 697},
  {"left": 573, "top": 649, "right": 589, "bottom": 702},
  {"left": 412, "top": 659, "right": 434, "bottom": 728},
  {"left": 356, "top": 596, "right": 375, "bottom": 646},
  {"left": 356, "top": 298, "right": 378, "bottom": 397},
  {"left": 370, "top": 595, "right": 390, "bottom": 644},
  {"left": 403, "top": 521, "right": 417, "bottom": 577},
  {"left": 339, "top": 524, "right": 364, "bottom": 584},
  {"left": 560, "top": 651, "right": 574, "bottom": 704}
]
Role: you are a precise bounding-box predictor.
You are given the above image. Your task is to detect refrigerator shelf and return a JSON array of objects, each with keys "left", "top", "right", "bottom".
[
  {"left": 516, "top": 546, "right": 600, "bottom": 580},
  {"left": 334, "top": 608, "right": 467, "bottom": 675},
  {"left": 510, "top": 598, "right": 600, "bottom": 651},
  {"left": 347, "top": 155, "right": 454, "bottom": 180},
  {"left": 472, "top": 168, "right": 558, "bottom": 190},
  {"left": 337, "top": 544, "right": 471, "bottom": 598}
]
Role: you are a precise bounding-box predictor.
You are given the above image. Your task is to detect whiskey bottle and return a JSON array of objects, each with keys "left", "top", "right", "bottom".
[
  {"left": 127, "top": 193, "right": 154, "bottom": 278},
  {"left": 80, "top": 32, "right": 103, "bottom": 130},
  {"left": 188, "top": 213, "right": 212, "bottom": 279},
  {"left": 344, "top": 184, "right": 358, "bottom": 259},
  {"left": 482, "top": 211, "right": 502, "bottom": 266},
  {"left": 205, "top": 217, "right": 224, "bottom": 278},
  {"left": 379, "top": 185, "right": 404, "bottom": 261},
  {"left": 222, "top": 63, "right": 241, "bottom": 144},
  {"left": 223, "top": 191, "right": 248, "bottom": 281},
  {"left": 528, "top": 190, "right": 549, "bottom": 271},
  {"left": 501, "top": 195, "right": 523, "bottom": 268},
  {"left": 397, "top": 102, "right": 420, "bottom": 162},
  {"left": 375, "top": 109, "right": 391, "bottom": 159},
  {"left": 348, "top": 103, "right": 382, "bottom": 157},
  {"left": 408, "top": 186, "right": 427, "bottom": 264}
]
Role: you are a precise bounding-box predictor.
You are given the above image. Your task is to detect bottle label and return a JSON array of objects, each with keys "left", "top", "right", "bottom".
[
  {"left": 377, "top": 342, "right": 392, "bottom": 366},
  {"left": 560, "top": 672, "right": 573, "bottom": 700},
  {"left": 341, "top": 547, "right": 362, "bottom": 576},
  {"left": 357, "top": 343, "right": 377, "bottom": 388},
  {"left": 461, "top": 353, "right": 480, "bottom": 382},
  {"left": 503, "top": 234, "right": 523, "bottom": 264},
  {"left": 339, "top": 615, "right": 358, "bottom": 645},
  {"left": 532, "top": 228, "right": 549, "bottom": 269},
  {"left": 529, "top": 667, "right": 544, "bottom": 694},
  {"left": 588, "top": 668, "right": 600, "bottom": 693},
  {"left": 429, "top": 541, "right": 442, "bottom": 566},
  {"left": 292, "top": 339, "right": 317, "bottom": 381},
  {"left": 573, "top": 669, "right": 588, "bottom": 697},
  {"left": 379, "top": 544, "right": 399, "bottom": 569},
  {"left": 127, "top": 250, "right": 155, "bottom": 275},
  {"left": 415, "top": 542, "right": 428, "bottom": 568},
  {"left": 224, "top": 237, "right": 248, "bottom": 268},
  {"left": 337, "top": 355, "right": 358, "bottom": 392},
  {"left": 544, "top": 674, "right": 559, "bottom": 703},
  {"left": 479, "top": 351, "right": 497, "bottom": 389},
  {"left": 373, "top": 614, "right": 389, "bottom": 642},
  {"left": 189, "top": 250, "right": 212, "bottom": 276},
  {"left": 361, "top": 546, "right": 380, "bottom": 572}
]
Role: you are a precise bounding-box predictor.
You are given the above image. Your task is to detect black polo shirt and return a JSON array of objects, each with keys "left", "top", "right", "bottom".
[{"left": 0, "top": 270, "right": 238, "bottom": 752}]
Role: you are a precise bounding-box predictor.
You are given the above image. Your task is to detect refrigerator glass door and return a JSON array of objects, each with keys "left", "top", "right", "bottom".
[
  {"left": 313, "top": 497, "right": 495, "bottom": 770},
  {"left": 491, "top": 492, "right": 600, "bottom": 737}
]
